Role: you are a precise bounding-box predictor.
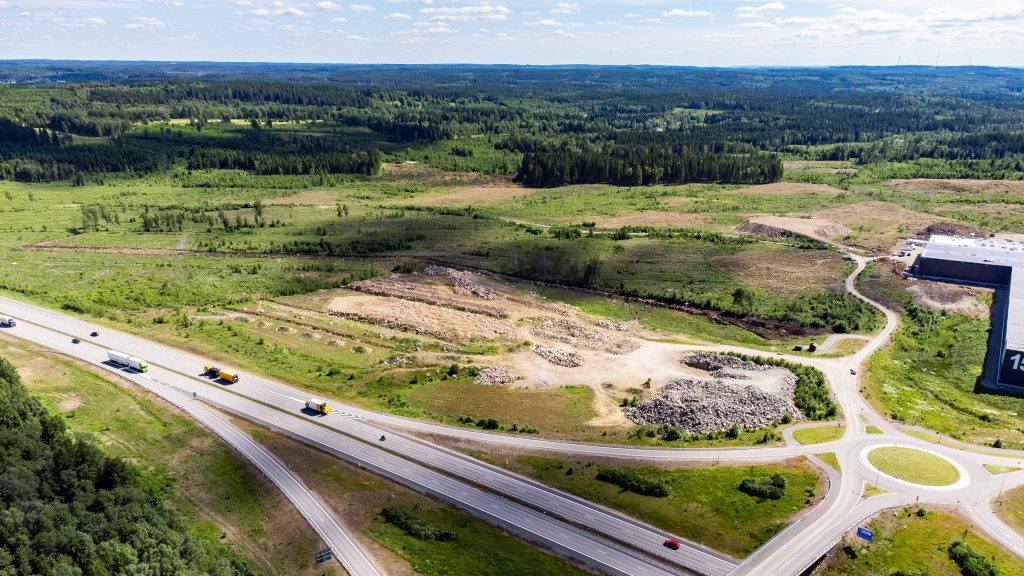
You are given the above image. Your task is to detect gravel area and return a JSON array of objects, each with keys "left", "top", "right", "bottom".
[
  {"left": 424, "top": 264, "right": 497, "bottom": 300},
  {"left": 530, "top": 318, "right": 639, "bottom": 355},
  {"left": 474, "top": 366, "right": 522, "bottom": 384},
  {"left": 533, "top": 345, "right": 584, "bottom": 367}
]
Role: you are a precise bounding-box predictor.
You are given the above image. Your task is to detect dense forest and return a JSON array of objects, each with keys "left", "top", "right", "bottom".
[
  {"left": 0, "top": 357, "right": 257, "bottom": 576},
  {"left": 2, "top": 64, "right": 1024, "bottom": 184}
]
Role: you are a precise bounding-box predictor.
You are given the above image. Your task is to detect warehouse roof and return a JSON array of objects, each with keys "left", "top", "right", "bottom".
[{"left": 920, "top": 235, "right": 1024, "bottom": 269}]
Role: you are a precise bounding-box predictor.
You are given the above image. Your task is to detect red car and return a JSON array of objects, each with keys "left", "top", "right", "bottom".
[{"left": 663, "top": 539, "right": 680, "bottom": 550}]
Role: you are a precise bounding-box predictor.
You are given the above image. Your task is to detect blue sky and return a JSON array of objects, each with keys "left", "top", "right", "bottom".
[{"left": 1, "top": 1, "right": 1022, "bottom": 66}]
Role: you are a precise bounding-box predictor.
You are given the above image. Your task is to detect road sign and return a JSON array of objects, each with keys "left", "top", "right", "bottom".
[
  {"left": 856, "top": 527, "right": 873, "bottom": 542},
  {"left": 314, "top": 547, "right": 333, "bottom": 565}
]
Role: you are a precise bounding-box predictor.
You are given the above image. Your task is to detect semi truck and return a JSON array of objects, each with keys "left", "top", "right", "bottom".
[
  {"left": 107, "top": 350, "right": 149, "bottom": 372},
  {"left": 0, "top": 316, "right": 15, "bottom": 327},
  {"left": 204, "top": 365, "right": 239, "bottom": 383},
  {"left": 306, "top": 398, "right": 331, "bottom": 415}
]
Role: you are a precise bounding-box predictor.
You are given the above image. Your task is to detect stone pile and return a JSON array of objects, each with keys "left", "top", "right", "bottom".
[
  {"left": 624, "top": 353, "right": 802, "bottom": 434},
  {"left": 474, "top": 366, "right": 522, "bottom": 384},
  {"left": 424, "top": 265, "right": 497, "bottom": 300},
  {"left": 533, "top": 345, "right": 584, "bottom": 367},
  {"left": 530, "top": 318, "right": 639, "bottom": 355}
]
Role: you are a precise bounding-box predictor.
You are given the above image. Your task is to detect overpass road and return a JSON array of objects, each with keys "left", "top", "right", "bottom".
[{"left": 4, "top": 253, "right": 1024, "bottom": 575}]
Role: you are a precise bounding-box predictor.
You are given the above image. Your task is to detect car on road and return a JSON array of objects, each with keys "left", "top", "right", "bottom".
[
  {"left": 90, "top": 331, "right": 99, "bottom": 337},
  {"left": 663, "top": 539, "right": 680, "bottom": 550},
  {"left": 850, "top": 369, "right": 857, "bottom": 375},
  {"left": 72, "top": 338, "right": 80, "bottom": 344}
]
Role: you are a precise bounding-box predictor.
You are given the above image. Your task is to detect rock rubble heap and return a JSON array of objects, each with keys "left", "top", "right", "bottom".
[
  {"left": 424, "top": 265, "right": 497, "bottom": 300},
  {"left": 530, "top": 318, "right": 639, "bottom": 355},
  {"left": 533, "top": 345, "right": 584, "bottom": 367},
  {"left": 624, "top": 353, "right": 802, "bottom": 434},
  {"left": 474, "top": 366, "right": 522, "bottom": 384}
]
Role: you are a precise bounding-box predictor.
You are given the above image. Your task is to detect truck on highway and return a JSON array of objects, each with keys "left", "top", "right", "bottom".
[
  {"left": 107, "top": 350, "right": 149, "bottom": 372},
  {"left": 0, "top": 316, "right": 16, "bottom": 327},
  {"left": 204, "top": 364, "right": 239, "bottom": 383},
  {"left": 306, "top": 398, "right": 331, "bottom": 415}
]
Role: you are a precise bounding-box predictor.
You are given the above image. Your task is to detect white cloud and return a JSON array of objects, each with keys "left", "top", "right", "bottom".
[
  {"left": 251, "top": 2, "right": 309, "bottom": 17},
  {"left": 737, "top": 21, "right": 775, "bottom": 30},
  {"left": 315, "top": 1, "right": 342, "bottom": 9},
  {"left": 662, "top": 9, "right": 712, "bottom": 18},
  {"left": 74, "top": 16, "right": 106, "bottom": 27},
  {"left": 349, "top": 3, "right": 375, "bottom": 12},
  {"left": 526, "top": 18, "right": 560, "bottom": 27},
  {"left": 346, "top": 33, "right": 370, "bottom": 40},
  {"left": 551, "top": 3, "right": 580, "bottom": 15},
  {"left": 420, "top": 4, "right": 511, "bottom": 23},
  {"left": 385, "top": 12, "right": 411, "bottom": 20},
  {"left": 737, "top": 2, "right": 785, "bottom": 19},
  {"left": 125, "top": 16, "right": 167, "bottom": 30}
]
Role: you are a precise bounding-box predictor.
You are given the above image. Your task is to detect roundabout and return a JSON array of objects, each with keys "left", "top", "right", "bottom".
[{"left": 860, "top": 444, "right": 970, "bottom": 490}]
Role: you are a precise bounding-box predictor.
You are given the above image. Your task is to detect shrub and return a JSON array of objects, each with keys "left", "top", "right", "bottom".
[
  {"left": 381, "top": 507, "right": 457, "bottom": 542},
  {"left": 739, "top": 474, "right": 787, "bottom": 500},
  {"left": 595, "top": 467, "right": 670, "bottom": 497},
  {"left": 948, "top": 541, "right": 999, "bottom": 576}
]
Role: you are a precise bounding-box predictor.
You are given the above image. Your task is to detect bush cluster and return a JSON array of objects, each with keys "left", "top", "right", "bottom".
[
  {"left": 595, "top": 467, "right": 670, "bottom": 497},
  {"left": 381, "top": 507, "right": 457, "bottom": 542},
  {"left": 738, "top": 474, "right": 788, "bottom": 500}
]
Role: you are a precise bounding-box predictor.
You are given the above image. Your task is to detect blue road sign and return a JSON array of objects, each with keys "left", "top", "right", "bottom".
[
  {"left": 314, "top": 547, "right": 333, "bottom": 565},
  {"left": 856, "top": 527, "right": 874, "bottom": 542}
]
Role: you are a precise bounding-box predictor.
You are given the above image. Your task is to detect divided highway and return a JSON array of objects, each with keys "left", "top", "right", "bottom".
[{"left": 0, "top": 295, "right": 727, "bottom": 576}]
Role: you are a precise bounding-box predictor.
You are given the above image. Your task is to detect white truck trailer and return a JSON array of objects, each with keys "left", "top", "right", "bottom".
[
  {"left": 306, "top": 398, "right": 331, "bottom": 415},
  {"left": 107, "top": 350, "right": 149, "bottom": 372},
  {"left": 0, "top": 316, "right": 16, "bottom": 327}
]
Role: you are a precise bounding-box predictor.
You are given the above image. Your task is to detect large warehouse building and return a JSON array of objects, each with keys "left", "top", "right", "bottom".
[{"left": 914, "top": 235, "right": 1024, "bottom": 392}]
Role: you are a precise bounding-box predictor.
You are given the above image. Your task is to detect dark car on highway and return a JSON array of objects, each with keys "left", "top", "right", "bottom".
[
  {"left": 72, "top": 338, "right": 80, "bottom": 344},
  {"left": 90, "top": 331, "right": 99, "bottom": 337},
  {"left": 663, "top": 539, "right": 680, "bottom": 550}
]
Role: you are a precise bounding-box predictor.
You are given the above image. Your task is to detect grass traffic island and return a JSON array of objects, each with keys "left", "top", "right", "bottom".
[
  {"left": 792, "top": 425, "right": 846, "bottom": 445},
  {"left": 867, "top": 447, "right": 960, "bottom": 487}
]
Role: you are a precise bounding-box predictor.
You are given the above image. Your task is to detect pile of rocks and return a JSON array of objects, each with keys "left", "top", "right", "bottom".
[
  {"left": 624, "top": 353, "right": 801, "bottom": 434},
  {"left": 530, "top": 318, "right": 639, "bottom": 355},
  {"left": 624, "top": 378, "right": 801, "bottom": 435},
  {"left": 425, "top": 265, "right": 497, "bottom": 300},
  {"left": 533, "top": 345, "right": 584, "bottom": 367},
  {"left": 474, "top": 366, "right": 522, "bottom": 384}
]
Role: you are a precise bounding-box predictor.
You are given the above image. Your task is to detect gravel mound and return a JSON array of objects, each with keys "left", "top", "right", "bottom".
[
  {"left": 530, "top": 318, "right": 639, "bottom": 355},
  {"left": 624, "top": 353, "right": 802, "bottom": 434},
  {"left": 474, "top": 366, "right": 522, "bottom": 384},
  {"left": 533, "top": 345, "right": 584, "bottom": 367},
  {"left": 424, "top": 265, "right": 497, "bottom": 300}
]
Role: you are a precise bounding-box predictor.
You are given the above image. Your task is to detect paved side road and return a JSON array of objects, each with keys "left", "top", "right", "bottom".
[{"left": 0, "top": 319, "right": 383, "bottom": 576}]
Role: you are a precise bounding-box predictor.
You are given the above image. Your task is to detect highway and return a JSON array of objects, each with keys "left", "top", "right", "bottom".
[
  {"left": 0, "top": 318, "right": 383, "bottom": 576},
  {"left": 5, "top": 252, "right": 1024, "bottom": 576},
  {"left": 0, "top": 297, "right": 721, "bottom": 576}
]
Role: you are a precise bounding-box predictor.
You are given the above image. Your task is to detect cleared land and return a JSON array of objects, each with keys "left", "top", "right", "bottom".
[{"left": 866, "top": 447, "right": 960, "bottom": 486}]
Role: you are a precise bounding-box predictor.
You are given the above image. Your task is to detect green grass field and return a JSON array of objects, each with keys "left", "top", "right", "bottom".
[
  {"left": 867, "top": 447, "right": 960, "bottom": 486},
  {"left": 472, "top": 452, "right": 822, "bottom": 558},
  {"left": 816, "top": 453, "right": 841, "bottom": 473},
  {"left": 817, "top": 508, "right": 1024, "bottom": 576},
  {"left": 792, "top": 425, "right": 846, "bottom": 445}
]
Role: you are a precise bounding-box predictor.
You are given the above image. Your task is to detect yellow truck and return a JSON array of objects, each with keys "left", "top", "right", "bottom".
[
  {"left": 306, "top": 398, "right": 331, "bottom": 415},
  {"left": 204, "top": 365, "right": 239, "bottom": 383}
]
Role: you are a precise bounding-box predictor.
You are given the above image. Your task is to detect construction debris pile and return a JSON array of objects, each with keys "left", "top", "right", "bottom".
[
  {"left": 425, "top": 265, "right": 497, "bottom": 300},
  {"left": 530, "top": 318, "right": 639, "bottom": 355},
  {"left": 474, "top": 366, "right": 522, "bottom": 384},
  {"left": 533, "top": 344, "right": 584, "bottom": 367},
  {"left": 624, "top": 353, "right": 802, "bottom": 435}
]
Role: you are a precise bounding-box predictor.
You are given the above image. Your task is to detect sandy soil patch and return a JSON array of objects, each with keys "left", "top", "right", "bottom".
[
  {"left": 383, "top": 161, "right": 478, "bottom": 182},
  {"left": 816, "top": 201, "right": 952, "bottom": 250},
  {"left": 889, "top": 179, "right": 1024, "bottom": 196},
  {"left": 908, "top": 282, "right": 990, "bottom": 318},
  {"left": 328, "top": 293, "right": 517, "bottom": 343},
  {"left": 395, "top": 184, "right": 533, "bottom": 208},
  {"left": 729, "top": 182, "right": 846, "bottom": 196},
  {"left": 739, "top": 215, "right": 851, "bottom": 243},
  {"left": 711, "top": 249, "right": 848, "bottom": 297}
]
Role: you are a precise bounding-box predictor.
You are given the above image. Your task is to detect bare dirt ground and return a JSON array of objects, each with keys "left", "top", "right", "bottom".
[
  {"left": 710, "top": 249, "right": 848, "bottom": 297},
  {"left": 382, "top": 161, "right": 480, "bottom": 182},
  {"left": 738, "top": 215, "right": 852, "bottom": 243},
  {"left": 328, "top": 292, "right": 517, "bottom": 343},
  {"left": 729, "top": 182, "right": 847, "bottom": 196},
  {"left": 816, "top": 201, "right": 954, "bottom": 250},
  {"left": 908, "top": 281, "right": 990, "bottom": 318},
  {"left": 263, "top": 190, "right": 340, "bottom": 206},
  {"left": 889, "top": 178, "right": 1024, "bottom": 196},
  {"left": 389, "top": 182, "right": 532, "bottom": 208}
]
